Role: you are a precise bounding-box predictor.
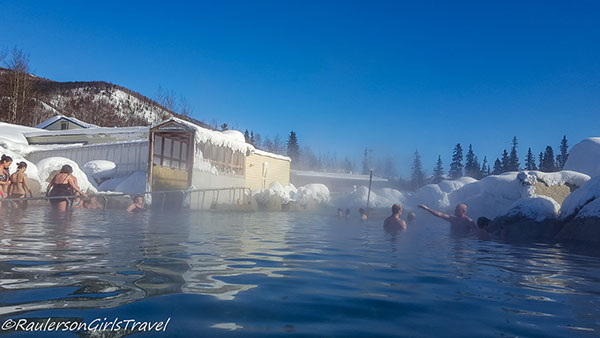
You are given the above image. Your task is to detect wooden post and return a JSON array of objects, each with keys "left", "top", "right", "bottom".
[{"left": 366, "top": 170, "right": 373, "bottom": 216}]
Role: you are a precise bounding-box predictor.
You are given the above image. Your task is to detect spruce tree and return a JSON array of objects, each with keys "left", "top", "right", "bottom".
[
  {"left": 449, "top": 143, "right": 463, "bottom": 179},
  {"left": 541, "top": 146, "right": 556, "bottom": 172},
  {"left": 556, "top": 135, "right": 569, "bottom": 170},
  {"left": 244, "top": 130, "right": 250, "bottom": 143},
  {"left": 507, "top": 136, "right": 520, "bottom": 171},
  {"left": 343, "top": 157, "right": 353, "bottom": 173},
  {"left": 538, "top": 152, "right": 544, "bottom": 170},
  {"left": 525, "top": 147, "right": 537, "bottom": 170},
  {"left": 286, "top": 131, "right": 300, "bottom": 164},
  {"left": 250, "top": 131, "right": 255, "bottom": 146},
  {"left": 481, "top": 156, "right": 489, "bottom": 177},
  {"left": 433, "top": 155, "right": 444, "bottom": 184},
  {"left": 500, "top": 149, "right": 510, "bottom": 173},
  {"left": 411, "top": 150, "right": 425, "bottom": 190},
  {"left": 493, "top": 158, "right": 503, "bottom": 175},
  {"left": 464, "top": 144, "right": 481, "bottom": 179}
]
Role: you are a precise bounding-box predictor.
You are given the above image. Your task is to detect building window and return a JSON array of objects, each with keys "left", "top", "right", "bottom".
[
  {"left": 60, "top": 121, "right": 68, "bottom": 130},
  {"left": 153, "top": 133, "right": 190, "bottom": 170}
]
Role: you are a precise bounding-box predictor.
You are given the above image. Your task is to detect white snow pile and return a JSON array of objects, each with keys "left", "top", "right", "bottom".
[
  {"left": 253, "top": 181, "right": 297, "bottom": 204},
  {"left": 504, "top": 196, "right": 561, "bottom": 221},
  {"left": 564, "top": 137, "right": 600, "bottom": 177},
  {"left": 560, "top": 176, "right": 600, "bottom": 220},
  {"left": 332, "top": 186, "right": 407, "bottom": 208},
  {"left": 99, "top": 171, "right": 147, "bottom": 194},
  {"left": 411, "top": 176, "right": 477, "bottom": 210},
  {"left": 253, "top": 182, "right": 330, "bottom": 207},
  {"left": 293, "top": 184, "right": 331, "bottom": 205},
  {"left": 37, "top": 157, "right": 97, "bottom": 193},
  {"left": 83, "top": 160, "right": 117, "bottom": 180}
]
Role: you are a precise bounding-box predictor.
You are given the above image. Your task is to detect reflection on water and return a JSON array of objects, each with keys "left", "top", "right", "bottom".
[{"left": 0, "top": 208, "right": 599, "bottom": 336}]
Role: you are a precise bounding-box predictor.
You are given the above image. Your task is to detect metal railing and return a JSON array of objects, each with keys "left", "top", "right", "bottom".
[{"left": 0, "top": 187, "right": 251, "bottom": 211}]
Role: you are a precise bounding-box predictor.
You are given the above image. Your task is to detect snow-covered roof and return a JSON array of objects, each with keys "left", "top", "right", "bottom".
[
  {"left": 24, "top": 126, "right": 148, "bottom": 138},
  {"left": 0, "top": 122, "right": 44, "bottom": 145},
  {"left": 35, "top": 114, "right": 99, "bottom": 129},
  {"left": 291, "top": 169, "right": 388, "bottom": 182},
  {"left": 252, "top": 149, "right": 291, "bottom": 162},
  {"left": 154, "top": 117, "right": 255, "bottom": 154}
]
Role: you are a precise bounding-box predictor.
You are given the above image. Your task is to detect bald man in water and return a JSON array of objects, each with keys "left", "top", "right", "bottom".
[
  {"left": 383, "top": 203, "right": 407, "bottom": 231},
  {"left": 418, "top": 203, "right": 476, "bottom": 235}
]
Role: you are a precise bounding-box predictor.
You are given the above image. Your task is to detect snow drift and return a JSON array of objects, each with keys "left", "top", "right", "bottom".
[
  {"left": 564, "top": 137, "right": 600, "bottom": 177},
  {"left": 37, "top": 157, "right": 97, "bottom": 193}
]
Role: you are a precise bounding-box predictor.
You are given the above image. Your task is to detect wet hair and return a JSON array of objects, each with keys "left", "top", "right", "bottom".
[
  {"left": 17, "top": 162, "right": 27, "bottom": 169},
  {"left": 359, "top": 208, "right": 366, "bottom": 216},
  {"left": 477, "top": 217, "right": 492, "bottom": 229},
  {"left": 345, "top": 208, "right": 350, "bottom": 215},
  {"left": 407, "top": 212, "right": 416, "bottom": 222},
  {"left": 60, "top": 165, "right": 73, "bottom": 174},
  {"left": 0, "top": 155, "right": 13, "bottom": 164},
  {"left": 133, "top": 195, "right": 144, "bottom": 201},
  {"left": 392, "top": 203, "right": 402, "bottom": 215}
]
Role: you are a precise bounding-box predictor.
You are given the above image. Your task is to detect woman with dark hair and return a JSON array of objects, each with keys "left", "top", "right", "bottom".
[
  {"left": 0, "top": 155, "right": 13, "bottom": 200},
  {"left": 9, "top": 162, "right": 32, "bottom": 209},
  {"left": 47, "top": 165, "right": 87, "bottom": 211},
  {"left": 127, "top": 195, "right": 145, "bottom": 213}
]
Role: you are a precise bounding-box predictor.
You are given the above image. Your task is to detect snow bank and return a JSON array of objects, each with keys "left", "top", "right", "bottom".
[
  {"left": 332, "top": 186, "right": 407, "bottom": 208},
  {"left": 293, "top": 184, "right": 331, "bottom": 205},
  {"left": 0, "top": 122, "right": 43, "bottom": 154},
  {"left": 253, "top": 182, "right": 330, "bottom": 207},
  {"left": 37, "top": 157, "right": 97, "bottom": 193},
  {"left": 564, "top": 137, "right": 600, "bottom": 177},
  {"left": 83, "top": 160, "right": 117, "bottom": 180},
  {"left": 561, "top": 176, "right": 600, "bottom": 219},
  {"left": 99, "top": 171, "right": 147, "bottom": 194},
  {"left": 505, "top": 196, "right": 561, "bottom": 221}
]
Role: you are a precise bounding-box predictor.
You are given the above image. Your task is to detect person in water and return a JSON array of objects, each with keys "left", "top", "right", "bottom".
[
  {"left": 406, "top": 212, "right": 416, "bottom": 224},
  {"left": 345, "top": 208, "right": 350, "bottom": 218},
  {"left": 0, "top": 155, "right": 13, "bottom": 201},
  {"left": 418, "top": 203, "right": 476, "bottom": 234},
  {"left": 475, "top": 217, "right": 492, "bottom": 240},
  {"left": 337, "top": 208, "right": 344, "bottom": 218},
  {"left": 383, "top": 203, "right": 407, "bottom": 231},
  {"left": 9, "top": 162, "right": 33, "bottom": 209},
  {"left": 47, "top": 165, "right": 87, "bottom": 211},
  {"left": 127, "top": 195, "right": 146, "bottom": 213},
  {"left": 359, "top": 208, "right": 368, "bottom": 221}
]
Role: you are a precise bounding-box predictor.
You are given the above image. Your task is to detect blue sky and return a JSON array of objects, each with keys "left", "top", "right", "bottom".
[{"left": 1, "top": 0, "right": 599, "bottom": 176}]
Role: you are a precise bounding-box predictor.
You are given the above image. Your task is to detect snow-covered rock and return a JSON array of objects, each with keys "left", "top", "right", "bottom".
[
  {"left": 36, "top": 157, "right": 97, "bottom": 193},
  {"left": 560, "top": 176, "right": 600, "bottom": 220},
  {"left": 564, "top": 137, "right": 600, "bottom": 177},
  {"left": 253, "top": 182, "right": 329, "bottom": 210},
  {"left": 83, "top": 160, "right": 117, "bottom": 180},
  {"left": 505, "top": 196, "right": 560, "bottom": 222}
]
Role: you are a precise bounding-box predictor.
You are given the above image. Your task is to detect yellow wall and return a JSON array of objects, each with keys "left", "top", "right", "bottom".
[
  {"left": 245, "top": 154, "right": 290, "bottom": 190},
  {"left": 152, "top": 166, "right": 189, "bottom": 191}
]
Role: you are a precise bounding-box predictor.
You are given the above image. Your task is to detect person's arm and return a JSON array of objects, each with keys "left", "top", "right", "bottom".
[
  {"left": 400, "top": 219, "right": 407, "bottom": 230},
  {"left": 126, "top": 204, "right": 136, "bottom": 212},
  {"left": 418, "top": 204, "right": 451, "bottom": 221},
  {"left": 22, "top": 174, "right": 32, "bottom": 197},
  {"left": 68, "top": 177, "right": 87, "bottom": 198}
]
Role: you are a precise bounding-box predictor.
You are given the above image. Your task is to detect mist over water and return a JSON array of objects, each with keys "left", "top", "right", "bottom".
[{"left": 0, "top": 208, "right": 599, "bottom": 337}]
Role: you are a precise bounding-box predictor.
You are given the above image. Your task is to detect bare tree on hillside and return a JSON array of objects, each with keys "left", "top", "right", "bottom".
[
  {"left": 155, "top": 85, "right": 177, "bottom": 112},
  {"left": 3, "top": 47, "right": 35, "bottom": 124}
]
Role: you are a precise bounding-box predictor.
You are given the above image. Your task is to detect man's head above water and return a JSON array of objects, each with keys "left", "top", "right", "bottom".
[{"left": 454, "top": 204, "right": 468, "bottom": 217}]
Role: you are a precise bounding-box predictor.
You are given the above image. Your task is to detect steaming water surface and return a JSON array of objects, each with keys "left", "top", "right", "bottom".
[{"left": 1, "top": 208, "right": 600, "bottom": 337}]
